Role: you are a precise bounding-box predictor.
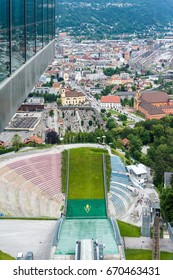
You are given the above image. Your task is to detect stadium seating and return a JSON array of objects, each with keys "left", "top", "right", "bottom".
[
  {"left": 110, "top": 155, "right": 136, "bottom": 217},
  {"left": 0, "top": 153, "right": 64, "bottom": 217}
]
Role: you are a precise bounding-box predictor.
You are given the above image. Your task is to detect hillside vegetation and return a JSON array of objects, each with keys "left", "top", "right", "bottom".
[
  {"left": 0, "top": 251, "right": 15, "bottom": 260},
  {"left": 56, "top": 0, "right": 173, "bottom": 39}
]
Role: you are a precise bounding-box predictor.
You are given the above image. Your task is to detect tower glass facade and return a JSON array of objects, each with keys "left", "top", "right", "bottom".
[{"left": 0, "top": 0, "right": 55, "bottom": 82}]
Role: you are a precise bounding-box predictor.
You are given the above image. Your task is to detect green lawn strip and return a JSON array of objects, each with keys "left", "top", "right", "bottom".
[
  {"left": 108, "top": 109, "right": 119, "bottom": 116},
  {"left": 117, "top": 220, "right": 141, "bottom": 237},
  {"left": 0, "top": 250, "right": 15, "bottom": 260},
  {"left": 68, "top": 148, "right": 107, "bottom": 199},
  {"left": 125, "top": 249, "right": 173, "bottom": 260}
]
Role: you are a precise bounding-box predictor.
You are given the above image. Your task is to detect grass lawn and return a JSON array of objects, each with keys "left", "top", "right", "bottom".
[
  {"left": 125, "top": 249, "right": 173, "bottom": 260},
  {"left": 108, "top": 109, "right": 119, "bottom": 115},
  {"left": 68, "top": 148, "right": 108, "bottom": 199},
  {"left": 0, "top": 250, "right": 15, "bottom": 260},
  {"left": 117, "top": 220, "right": 141, "bottom": 237}
]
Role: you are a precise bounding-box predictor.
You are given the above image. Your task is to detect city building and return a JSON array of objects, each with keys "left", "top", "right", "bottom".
[
  {"left": 100, "top": 96, "right": 121, "bottom": 109},
  {"left": 61, "top": 88, "right": 86, "bottom": 105},
  {"left": 0, "top": 0, "right": 55, "bottom": 132},
  {"left": 127, "top": 164, "right": 148, "bottom": 187},
  {"left": 134, "top": 89, "right": 173, "bottom": 119}
]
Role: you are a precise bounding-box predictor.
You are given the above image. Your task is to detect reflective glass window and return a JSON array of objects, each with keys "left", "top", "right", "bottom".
[
  {"left": 26, "top": 0, "right": 36, "bottom": 60},
  {"left": 0, "top": 0, "right": 10, "bottom": 81},
  {"left": 43, "top": 0, "right": 48, "bottom": 46},
  {"left": 36, "top": 0, "right": 43, "bottom": 51},
  {"left": 48, "top": 0, "right": 54, "bottom": 42},
  {"left": 11, "top": 0, "right": 25, "bottom": 72}
]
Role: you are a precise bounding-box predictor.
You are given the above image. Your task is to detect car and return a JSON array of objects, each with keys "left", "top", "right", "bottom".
[
  {"left": 25, "top": 251, "right": 34, "bottom": 260},
  {"left": 16, "top": 252, "right": 24, "bottom": 260}
]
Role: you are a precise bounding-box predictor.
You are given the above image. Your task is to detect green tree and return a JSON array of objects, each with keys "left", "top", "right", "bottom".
[
  {"left": 89, "top": 120, "right": 93, "bottom": 126},
  {"left": 12, "top": 134, "right": 22, "bottom": 152},
  {"left": 57, "top": 98, "right": 62, "bottom": 106},
  {"left": 118, "top": 114, "right": 127, "bottom": 121},
  {"left": 106, "top": 118, "right": 116, "bottom": 130},
  {"left": 160, "top": 187, "right": 173, "bottom": 221},
  {"left": 49, "top": 110, "right": 54, "bottom": 117}
]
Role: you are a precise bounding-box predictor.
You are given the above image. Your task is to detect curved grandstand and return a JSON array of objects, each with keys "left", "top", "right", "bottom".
[
  {"left": 0, "top": 152, "right": 64, "bottom": 217},
  {"left": 109, "top": 155, "right": 139, "bottom": 219}
]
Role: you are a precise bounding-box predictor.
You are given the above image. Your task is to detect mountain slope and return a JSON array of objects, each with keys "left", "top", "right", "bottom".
[{"left": 56, "top": 0, "right": 173, "bottom": 38}]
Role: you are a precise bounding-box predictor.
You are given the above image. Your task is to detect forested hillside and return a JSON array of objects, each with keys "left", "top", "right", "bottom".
[{"left": 56, "top": 0, "right": 173, "bottom": 38}]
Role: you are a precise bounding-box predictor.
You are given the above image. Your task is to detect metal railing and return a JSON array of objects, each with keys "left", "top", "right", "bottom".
[
  {"left": 152, "top": 216, "right": 160, "bottom": 260},
  {"left": 168, "top": 222, "right": 173, "bottom": 243}
]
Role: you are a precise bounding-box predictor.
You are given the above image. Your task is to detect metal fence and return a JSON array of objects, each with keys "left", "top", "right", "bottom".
[{"left": 168, "top": 223, "right": 173, "bottom": 243}]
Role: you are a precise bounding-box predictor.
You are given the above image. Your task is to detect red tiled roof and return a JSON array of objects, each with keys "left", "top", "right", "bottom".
[
  {"left": 122, "top": 138, "right": 129, "bottom": 145},
  {"left": 141, "top": 91, "right": 169, "bottom": 103},
  {"left": 65, "top": 90, "right": 85, "bottom": 98},
  {"left": 101, "top": 96, "right": 120, "bottom": 103}
]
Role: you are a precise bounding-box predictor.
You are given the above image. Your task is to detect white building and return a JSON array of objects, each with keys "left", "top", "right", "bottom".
[
  {"left": 127, "top": 164, "right": 148, "bottom": 186},
  {"left": 100, "top": 96, "right": 121, "bottom": 109}
]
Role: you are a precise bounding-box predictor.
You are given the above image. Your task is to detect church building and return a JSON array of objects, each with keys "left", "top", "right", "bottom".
[{"left": 134, "top": 88, "right": 173, "bottom": 119}]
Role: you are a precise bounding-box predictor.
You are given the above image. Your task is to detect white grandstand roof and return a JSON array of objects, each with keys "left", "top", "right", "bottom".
[{"left": 127, "top": 164, "right": 147, "bottom": 175}]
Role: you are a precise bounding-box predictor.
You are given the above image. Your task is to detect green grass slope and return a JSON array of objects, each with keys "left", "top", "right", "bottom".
[
  {"left": 117, "top": 220, "right": 141, "bottom": 237},
  {"left": 68, "top": 148, "right": 107, "bottom": 200},
  {"left": 0, "top": 250, "right": 15, "bottom": 260},
  {"left": 125, "top": 249, "right": 173, "bottom": 260}
]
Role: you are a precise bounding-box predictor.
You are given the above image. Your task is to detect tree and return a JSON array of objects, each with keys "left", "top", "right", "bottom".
[
  {"left": 160, "top": 187, "right": 173, "bottom": 221},
  {"left": 57, "top": 98, "right": 62, "bottom": 106},
  {"left": 106, "top": 112, "right": 111, "bottom": 118},
  {"left": 12, "top": 134, "right": 22, "bottom": 152},
  {"left": 106, "top": 118, "right": 116, "bottom": 130},
  {"left": 101, "top": 109, "right": 106, "bottom": 113},
  {"left": 49, "top": 110, "right": 54, "bottom": 117},
  {"left": 45, "top": 130, "right": 60, "bottom": 144},
  {"left": 118, "top": 114, "right": 127, "bottom": 121}
]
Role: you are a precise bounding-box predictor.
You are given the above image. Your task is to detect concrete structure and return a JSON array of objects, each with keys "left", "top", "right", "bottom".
[
  {"left": 164, "top": 172, "right": 173, "bottom": 188},
  {"left": 75, "top": 239, "right": 104, "bottom": 260},
  {"left": 0, "top": 41, "right": 55, "bottom": 132},
  {"left": 127, "top": 164, "right": 148, "bottom": 186},
  {"left": 0, "top": 1, "right": 55, "bottom": 132},
  {"left": 0, "top": 151, "right": 64, "bottom": 217}
]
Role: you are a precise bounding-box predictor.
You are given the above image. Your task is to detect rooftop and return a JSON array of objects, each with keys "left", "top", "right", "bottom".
[{"left": 101, "top": 95, "right": 121, "bottom": 103}]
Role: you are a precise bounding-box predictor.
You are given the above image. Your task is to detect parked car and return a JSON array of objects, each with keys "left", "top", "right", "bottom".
[{"left": 25, "top": 251, "right": 34, "bottom": 260}]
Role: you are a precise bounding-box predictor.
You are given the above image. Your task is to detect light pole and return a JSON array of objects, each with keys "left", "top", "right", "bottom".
[
  {"left": 109, "top": 142, "right": 112, "bottom": 147},
  {"left": 97, "top": 136, "right": 101, "bottom": 144},
  {"left": 102, "top": 135, "right": 106, "bottom": 145}
]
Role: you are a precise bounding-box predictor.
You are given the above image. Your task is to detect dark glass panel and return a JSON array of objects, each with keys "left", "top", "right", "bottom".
[
  {"left": 36, "top": 0, "right": 43, "bottom": 51},
  {"left": 43, "top": 0, "right": 48, "bottom": 46},
  {"left": 48, "top": 0, "right": 53, "bottom": 42},
  {"left": 26, "top": 0, "right": 36, "bottom": 59},
  {"left": 0, "top": 0, "right": 10, "bottom": 81},
  {"left": 11, "top": 0, "right": 25, "bottom": 72}
]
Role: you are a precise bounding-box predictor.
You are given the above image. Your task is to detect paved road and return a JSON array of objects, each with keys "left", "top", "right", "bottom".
[{"left": 0, "top": 220, "right": 56, "bottom": 259}]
